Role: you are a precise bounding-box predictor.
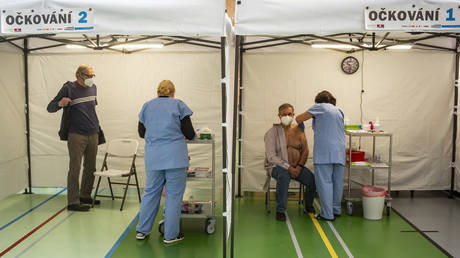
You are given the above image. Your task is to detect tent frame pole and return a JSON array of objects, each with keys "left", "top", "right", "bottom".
[
  {"left": 220, "top": 36, "right": 228, "bottom": 258},
  {"left": 23, "top": 38, "right": 32, "bottom": 195},
  {"left": 230, "top": 35, "right": 241, "bottom": 258},
  {"left": 236, "top": 36, "right": 244, "bottom": 198},
  {"left": 242, "top": 33, "right": 459, "bottom": 53},
  {"left": 450, "top": 38, "right": 459, "bottom": 198}
]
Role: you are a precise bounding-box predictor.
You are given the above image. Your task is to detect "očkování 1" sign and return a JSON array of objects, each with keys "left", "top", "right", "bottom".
[
  {"left": 0, "top": 8, "right": 95, "bottom": 34},
  {"left": 365, "top": 4, "right": 460, "bottom": 31}
]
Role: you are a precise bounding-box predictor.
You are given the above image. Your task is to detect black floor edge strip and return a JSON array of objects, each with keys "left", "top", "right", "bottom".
[{"left": 392, "top": 207, "right": 453, "bottom": 258}]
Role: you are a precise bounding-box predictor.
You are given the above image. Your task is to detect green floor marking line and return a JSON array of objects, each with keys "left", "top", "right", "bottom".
[
  {"left": 309, "top": 212, "right": 338, "bottom": 258},
  {"left": 314, "top": 199, "right": 354, "bottom": 258},
  {"left": 14, "top": 212, "right": 75, "bottom": 257},
  {"left": 285, "top": 212, "right": 304, "bottom": 258}
]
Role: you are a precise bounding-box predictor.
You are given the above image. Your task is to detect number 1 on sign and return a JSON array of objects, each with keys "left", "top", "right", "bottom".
[
  {"left": 446, "top": 8, "right": 455, "bottom": 21},
  {"left": 78, "top": 11, "right": 88, "bottom": 23}
]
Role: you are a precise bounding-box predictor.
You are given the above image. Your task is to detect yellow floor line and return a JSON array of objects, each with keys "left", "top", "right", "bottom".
[{"left": 309, "top": 213, "right": 338, "bottom": 258}]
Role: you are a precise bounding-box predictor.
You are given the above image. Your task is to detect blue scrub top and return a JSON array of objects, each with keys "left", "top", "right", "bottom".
[
  {"left": 307, "top": 103, "right": 346, "bottom": 165},
  {"left": 139, "top": 97, "right": 193, "bottom": 171}
]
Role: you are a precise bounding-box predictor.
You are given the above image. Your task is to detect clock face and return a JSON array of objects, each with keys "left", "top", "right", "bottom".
[{"left": 341, "top": 56, "right": 359, "bottom": 74}]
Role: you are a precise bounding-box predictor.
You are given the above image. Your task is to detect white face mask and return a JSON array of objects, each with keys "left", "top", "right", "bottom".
[
  {"left": 84, "top": 78, "right": 94, "bottom": 87},
  {"left": 280, "top": 115, "right": 293, "bottom": 126}
]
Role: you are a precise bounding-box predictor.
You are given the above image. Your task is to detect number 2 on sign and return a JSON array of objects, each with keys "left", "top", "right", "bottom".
[
  {"left": 446, "top": 8, "right": 455, "bottom": 21},
  {"left": 78, "top": 11, "right": 88, "bottom": 23}
]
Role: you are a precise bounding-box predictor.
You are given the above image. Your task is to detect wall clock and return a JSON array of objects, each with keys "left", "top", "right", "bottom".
[{"left": 341, "top": 56, "right": 359, "bottom": 74}]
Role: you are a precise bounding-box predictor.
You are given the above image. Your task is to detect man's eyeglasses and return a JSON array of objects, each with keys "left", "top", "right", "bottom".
[{"left": 80, "top": 73, "right": 95, "bottom": 79}]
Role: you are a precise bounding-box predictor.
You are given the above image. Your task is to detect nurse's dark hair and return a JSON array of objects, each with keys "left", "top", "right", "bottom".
[
  {"left": 315, "top": 90, "right": 336, "bottom": 106},
  {"left": 278, "top": 103, "right": 294, "bottom": 114}
]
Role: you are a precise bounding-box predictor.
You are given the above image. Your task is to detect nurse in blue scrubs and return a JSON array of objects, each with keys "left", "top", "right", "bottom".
[
  {"left": 135, "top": 80, "right": 195, "bottom": 243},
  {"left": 295, "top": 90, "right": 345, "bottom": 221}
]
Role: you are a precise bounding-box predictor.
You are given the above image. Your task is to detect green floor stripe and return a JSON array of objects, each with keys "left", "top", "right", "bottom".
[{"left": 286, "top": 205, "right": 347, "bottom": 258}]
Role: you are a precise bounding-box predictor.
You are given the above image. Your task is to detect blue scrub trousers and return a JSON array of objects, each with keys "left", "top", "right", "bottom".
[
  {"left": 314, "top": 164, "right": 344, "bottom": 220},
  {"left": 136, "top": 167, "right": 186, "bottom": 240}
]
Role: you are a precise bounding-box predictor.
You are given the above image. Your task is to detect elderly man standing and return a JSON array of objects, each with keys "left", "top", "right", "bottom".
[
  {"left": 47, "top": 64, "right": 102, "bottom": 212},
  {"left": 264, "top": 103, "right": 316, "bottom": 221}
]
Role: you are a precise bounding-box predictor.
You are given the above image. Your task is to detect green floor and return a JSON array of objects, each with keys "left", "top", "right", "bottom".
[
  {"left": 113, "top": 192, "right": 446, "bottom": 258},
  {"left": 0, "top": 187, "right": 139, "bottom": 258},
  {"left": 0, "top": 189, "right": 448, "bottom": 258}
]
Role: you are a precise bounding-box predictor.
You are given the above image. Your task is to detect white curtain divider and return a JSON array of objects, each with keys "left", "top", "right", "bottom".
[
  {"left": 0, "top": 49, "right": 27, "bottom": 199},
  {"left": 28, "top": 51, "right": 223, "bottom": 189},
  {"left": 457, "top": 109, "right": 460, "bottom": 191}
]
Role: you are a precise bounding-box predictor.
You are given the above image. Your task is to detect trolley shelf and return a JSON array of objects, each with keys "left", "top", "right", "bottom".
[
  {"left": 158, "top": 138, "right": 216, "bottom": 235},
  {"left": 345, "top": 130, "right": 393, "bottom": 137},
  {"left": 350, "top": 162, "right": 390, "bottom": 169},
  {"left": 345, "top": 130, "right": 393, "bottom": 217}
]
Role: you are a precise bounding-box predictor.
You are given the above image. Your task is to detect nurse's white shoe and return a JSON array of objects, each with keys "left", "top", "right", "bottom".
[
  {"left": 163, "top": 233, "right": 184, "bottom": 244},
  {"left": 136, "top": 232, "right": 148, "bottom": 240}
]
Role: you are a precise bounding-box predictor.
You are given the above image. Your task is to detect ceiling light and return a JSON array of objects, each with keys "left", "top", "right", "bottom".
[
  {"left": 311, "top": 44, "right": 360, "bottom": 49},
  {"left": 386, "top": 45, "right": 412, "bottom": 49},
  {"left": 66, "top": 44, "right": 86, "bottom": 49},
  {"left": 111, "top": 43, "right": 164, "bottom": 50},
  {"left": 360, "top": 43, "right": 413, "bottom": 50}
]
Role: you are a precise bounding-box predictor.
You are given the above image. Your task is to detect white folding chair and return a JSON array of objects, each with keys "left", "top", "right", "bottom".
[
  {"left": 92, "top": 139, "right": 141, "bottom": 211},
  {"left": 264, "top": 168, "right": 303, "bottom": 213}
]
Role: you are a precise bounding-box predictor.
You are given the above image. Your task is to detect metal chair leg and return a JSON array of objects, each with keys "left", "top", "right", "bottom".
[
  {"left": 298, "top": 184, "right": 302, "bottom": 204},
  {"left": 133, "top": 170, "right": 141, "bottom": 202},
  {"left": 92, "top": 177, "right": 102, "bottom": 207},
  {"left": 107, "top": 177, "right": 115, "bottom": 200},
  {"left": 120, "top": 175, "right": 132, "bottom": 211}
]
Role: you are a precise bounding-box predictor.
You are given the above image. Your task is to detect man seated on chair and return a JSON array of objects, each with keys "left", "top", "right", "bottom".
[{"left": 264, "top": 103, "right": 316, "bottom": 221}]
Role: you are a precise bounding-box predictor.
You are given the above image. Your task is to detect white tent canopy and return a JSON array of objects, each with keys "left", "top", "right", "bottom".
[
  {"left": 236, "top": 0, "right": 460, "bottom": 35},
  {"left": 0, "top": 0, "right": 225, "bottom": 36},
  {"left": 233, "top": 0, "right": 460, "bottom": 196}
]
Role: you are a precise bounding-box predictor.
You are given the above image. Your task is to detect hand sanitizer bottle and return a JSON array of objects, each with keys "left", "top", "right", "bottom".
[{"left": 374, "top": 117, "right": 381, "bottom": 131}]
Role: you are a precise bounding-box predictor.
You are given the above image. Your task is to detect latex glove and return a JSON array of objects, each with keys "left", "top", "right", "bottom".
[{"left": 298, "top": 121, "right": 305, "bottom": 132}]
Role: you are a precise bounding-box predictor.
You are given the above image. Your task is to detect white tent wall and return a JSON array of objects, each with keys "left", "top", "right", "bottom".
[
  {"left": 457, "top": 117, "right": 460, "bottom": 192},
  {"left": 241, "top": 48, "right": 454, "bottom": 192},
  {"left": 27, "top": 50, "right": 223, "bottom": 188},
  {"left": 224, "top": 24, "right": 236, "bottom": 241},
  {"left": 456, "top": 63, "right": 460, "bottom": 192},
  {"left": 0, "top": 45, "right": 27, "bottom": 199}
]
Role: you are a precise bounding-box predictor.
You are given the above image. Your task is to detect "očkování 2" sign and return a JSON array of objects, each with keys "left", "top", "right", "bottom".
[
  {"left": 0, "top": 8, "right": 95, "bottom": 34},
  {"left": 365, "top": 4, "right": 460, "bottom": 31}
]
